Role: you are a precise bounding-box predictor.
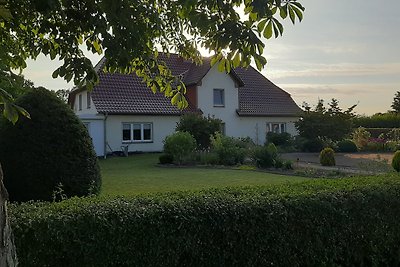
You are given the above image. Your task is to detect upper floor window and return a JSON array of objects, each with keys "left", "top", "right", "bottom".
[
  {"left": 266, "top": 122, "right": 286, "bottom": 134},
  {"left": 122, "top": 123, "right": 153, "bottom": 143},
  {"left": 213, "top": 88, "right": 225, "bottom": 107},
  {"left": 78, "top": 94, "right": 82, "bottom": 110},
  {"left": 87, "top": 92, "right": 91, "bottom": 109}
]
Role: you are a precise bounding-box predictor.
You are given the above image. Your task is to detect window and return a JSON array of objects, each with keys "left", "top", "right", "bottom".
[
  {"left": 78, "top": 94, "right": 82, "bottom": 110},
  {"left": 87, "top": 92, "right": 91, "bottom": 109},
  {"left": 122, "top": 123, "right": 153, "bottom": 142},
  {"left": 213, "top": 89, "right": 225, "bottom": 107},
  {"left": 266, "top": 122, "right": 286, "bottom": 134}
]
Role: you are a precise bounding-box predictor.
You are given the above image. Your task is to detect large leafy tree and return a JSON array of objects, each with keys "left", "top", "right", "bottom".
[{"left": 296, "top": 99, "right": 357, "bottom": 141}]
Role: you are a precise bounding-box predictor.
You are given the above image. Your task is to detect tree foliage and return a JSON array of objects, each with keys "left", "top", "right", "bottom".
[
  {"left": 176, "top": 113, "right": 222, "bottom": 149},
  {"left": 296, "top": 99, "right": 357, "bottom": 141},
  {"left": 391, "top": 91, "right": 400, "bottom": 113},
  {"left": 0, "top": 0, "right": 304, "bottom": 112}
]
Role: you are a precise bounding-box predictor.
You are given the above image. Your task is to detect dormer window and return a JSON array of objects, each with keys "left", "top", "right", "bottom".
[{"left": 213, "top": 88, "right": 225, "bottom": 107}]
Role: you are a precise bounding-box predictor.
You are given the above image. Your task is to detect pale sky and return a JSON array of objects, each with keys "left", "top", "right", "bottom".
[{"left": 23, "top": 0, "right": 400, "bottom": 115}]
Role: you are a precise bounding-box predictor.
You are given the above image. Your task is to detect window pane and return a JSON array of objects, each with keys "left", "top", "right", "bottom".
[
  {"left": 213, "top": 89, "right": 224, "bottom": 106},
  {"left": 78, "top": 94, "right": 82, "bottom": 110},
  {"left": 280, "top": 123, "right": 285, "bottom": 133},
  {"left": 87, "top": 92, "right": 91, "bottom": 109},
  {"left": 143, "top": 124, "right": 152, "bottom": 140},
  {"left": 133, "top": 124, "right": 141, "bottom": 140},
  {"left": 272, "top": 123, "right": 280, "bottom": 133},
  {"left": 122, "top": 124, "right": 131, "bottom": 141}
]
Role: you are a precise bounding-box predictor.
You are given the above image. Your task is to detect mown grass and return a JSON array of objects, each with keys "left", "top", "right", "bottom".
[{"left": 99, "top": 153, "right": 307, "bottom": 196}]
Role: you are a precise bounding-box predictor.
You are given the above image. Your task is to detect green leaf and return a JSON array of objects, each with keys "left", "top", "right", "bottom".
[
  {"left": 263, "top": 20, "right": 273, "bottom": 39},
  {"left": 218, "top": 58, "right": 226, "bottom": 72},
  {"left": 279, "top": 7, "right": 287, "bottom": 19},
  {"left": 3, "top": 102, "right": 18, "bottom": 124},
  {"left": 289, "top": 6, "right": 296, "bottom": 24},
  {"left": 257, "top": 19, "right": 267, "bottom": 32},
  {"left": 52, "top": 69, "right": 59, "bottom": 79},
  {"left": 292, "top": 6, "right": 303, "bottom": 22},
  {"left": 232, "top": 52, "right": 240, "bottom": 67}
]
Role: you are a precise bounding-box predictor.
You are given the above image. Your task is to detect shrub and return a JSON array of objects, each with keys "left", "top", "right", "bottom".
[
  {"left": 163, "top": 132, "right": 196, "bottom": 165},
  {"left": 0, "top": 88, "right": 101, "bottom": 202},
  {"left": 197, "top": 151, "right": 219, "bottom": 165},
  {"left": 9, "top": 176, "right": 400, "bottom": 266},
  {"left": 352, "top": 127, "right": 371, "bottom": 150},
  {"left": 159, "top": 154, "right": 174, "bottom": 164},
  {"left": 176, "top": 114, "right": 222, "bottom": 149},
  {"left": 210, "top": 133, "right": 246, "bottom": 166},
  {"left": 320, "top": 147, "right": 336, "bottom": 166},
  {"left": 337, "top": 140, "right": 358, "bottom": 152},
  {"left": 302, "top": 138, "right": 324, "bottom": 152},
  {"left": 391, "top": 150, "right": 400, "bottom": 172},
  {"left": 251, "top": 146, "right": 275, "bottom": 168},
  {"left": 386, "top": 141, "right": 400, "bottom": 152},
  {"left": 266, "top": 132, "right": 293, "bottom": 146},
  {"left": 283, "top": 160, "right": 293, "bottom": 170}
]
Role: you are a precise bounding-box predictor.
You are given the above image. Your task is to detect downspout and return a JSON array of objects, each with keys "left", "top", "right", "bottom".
[{"left": 103, "top": 112, "right": 108, "bottom": 159}]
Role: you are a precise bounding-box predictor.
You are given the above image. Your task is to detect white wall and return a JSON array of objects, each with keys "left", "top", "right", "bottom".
[
  {"left": 81, "top": 118, "right": 105, "bottom": 156},
  {"left": 74, "top": 90, "right": 97, "bottom": 115},
  {"left": 197, "top": 66, "right": 298, "bottom": 145},
  {"left": 105, "top": 115, "right": 180, "bottom": 153}
]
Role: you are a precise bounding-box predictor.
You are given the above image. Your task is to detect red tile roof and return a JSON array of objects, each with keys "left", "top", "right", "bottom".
[{"left": 70, "top": 54, "right": 301, "bottom": 116}]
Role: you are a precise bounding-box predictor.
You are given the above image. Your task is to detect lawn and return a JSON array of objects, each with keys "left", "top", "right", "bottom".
[{"left": 99, "top": 153, "right": 307, "bottom": 196}]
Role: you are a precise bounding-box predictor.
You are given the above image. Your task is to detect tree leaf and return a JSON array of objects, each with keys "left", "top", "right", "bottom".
[{"left": 263, "top": 20, "right": 273, "bottom": 39}]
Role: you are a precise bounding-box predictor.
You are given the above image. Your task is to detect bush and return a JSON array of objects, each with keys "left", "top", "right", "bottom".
[
  {"left": 9, "top": 176, "right": 400, "bottom": 266},
  {"left": 392, "top": 150, "right": 400, "bottom": 172},
  {"left": 354, "top": 113, "right": 400, "bottom": 128},
  {"left": 320, "top": 147, "right": 336, "bottom": 166},
  {"left": 163, "top": 132, "right": 196, "bottom": 165},
  {"left": 337, "top": 140, "right": 358, "bottom": 152},
  {"left": 159, "top": 154, "right": 174, "bottom": 164},
  {"left": 251, "top": 146, "right": 275, "bottom": 168},
  {"left": 266, "top": 132, "right": 293, "bottom": 146},
  {"left": 283, "top": 160, "right": 293, "bottom": 170},
  {"left": 210, "top": 133, "right": 246, "bottom": 166},
  {"left": 352, "top": 127, "right": 371, "bottom": 150},
  {"left": 196, "top": 151, "right": 219, "bottom": 165},
  {"left": 176, "top": 114, "right": 222, "bottom": 149},
  {"left": 0, "top": 88, "right": 101, "bottom": 202},
  {"left": 302, "top": 138, "right": 324, "bottom": 152}
]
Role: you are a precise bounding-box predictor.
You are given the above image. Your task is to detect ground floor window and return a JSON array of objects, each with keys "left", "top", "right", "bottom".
[
  {"left": 122, "top": 123, "right": 153, "bottom": 142},
  {"left": 266, "top": 122, "right": 286, "bottom": 134}
]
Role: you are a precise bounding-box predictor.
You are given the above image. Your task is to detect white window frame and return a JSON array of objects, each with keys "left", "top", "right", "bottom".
[
  {"left": 213, "top": 88, "right": 225, "bottom": 107},
  {"left": 266, "top": 122, "right": 286, "bottom": 134},
  {"left": 122, "top": 122, "right": 153, "bottom": 143},
  {"left": 87, "top": 92, "right": 91, "bottom": 109},
  {"left": 78, "top": 94, "right": 82, "bottom": 110}
]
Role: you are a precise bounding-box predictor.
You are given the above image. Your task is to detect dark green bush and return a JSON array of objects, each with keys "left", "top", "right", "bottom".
[
  {"left": 9, "top": 176, "right": 400, "bottom": 266},
  {"left": 266, "top": 132, "right": 293, "bottom": 146},
  {"left": 283, "top": 160, "right": 293, "bottom": 170},
  {"left": 163, "top": 131, "right": 196, "bottom": 165},
  {"left": 354, "top": 113, "right": 400, "bottom": 128},
  {"left": 302, "top": 138, "right": 324, "bottom": 152},
  {"left": 251, "top": 145, "right": 276, "bottom": 168},
  {"left": 391, "top": 150, "right": 400, "bottom": 172},
  {"left": 0, "top": 88, "right": 101, "bottom": 202},
  {"left": 176, "top": 114, "right": 222, "bottom": 149},
  {"left": 320, "top": 147, "right": 336, "bottom": 166},
  {"left": 159, "top": 154, "right": 174, "bottom": 164},
  {"left": 337, "top": 140, "right": 358, "bottom": 152}
]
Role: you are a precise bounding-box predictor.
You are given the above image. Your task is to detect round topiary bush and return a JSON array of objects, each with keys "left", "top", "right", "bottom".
[
  {"left": 391, "top": 150, "right": 400, "bottom": 172},
  {"left": 0, "top": 88, "right": 101, "bottom": 202},
  {"left": 320, "top": 147, "right": 336, "bottom": 166},
  {"left": 163, "top": 131, "right": 196, "bottom": 165},
  {"left": 337, "top": 140, "right": 358, "bottom": 153}
]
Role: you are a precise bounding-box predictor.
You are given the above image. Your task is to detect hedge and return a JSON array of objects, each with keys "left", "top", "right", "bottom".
[
  {"left": 10, "top": 175, "right": 400, "bottom": 266},
  {"left": 364, "top": 128, "right": 393, "bottom": 138}
]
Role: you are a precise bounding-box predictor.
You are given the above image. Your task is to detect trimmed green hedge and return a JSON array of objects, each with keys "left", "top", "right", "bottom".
[{"left": 10, "top": 176, "right": 400, "bottom": 266}]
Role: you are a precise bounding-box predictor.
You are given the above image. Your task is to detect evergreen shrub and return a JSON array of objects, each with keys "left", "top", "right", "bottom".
[
  {"left": 0, "top": 88, "right": 101, "bottom": 202},
  {"left": 391, "top": 150, "right": 400, "bottom": 172},
  {"left": 320, "top": 147, "right": 336, "bottom": 166}
]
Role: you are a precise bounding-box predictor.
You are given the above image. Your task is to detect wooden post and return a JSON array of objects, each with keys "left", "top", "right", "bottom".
[{"left": 0, "top": 163, "right": 18, "bottom": 267}]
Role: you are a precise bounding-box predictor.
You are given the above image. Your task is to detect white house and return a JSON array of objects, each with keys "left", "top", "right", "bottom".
[{"left": 68, "top": 54, "right": 301, "bottom": 157}]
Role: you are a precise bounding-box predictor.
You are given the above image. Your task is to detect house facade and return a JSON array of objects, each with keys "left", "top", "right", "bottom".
[{"left": 69, "top": 54, "right": 301, "bottom": 157}]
